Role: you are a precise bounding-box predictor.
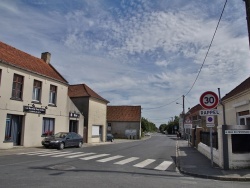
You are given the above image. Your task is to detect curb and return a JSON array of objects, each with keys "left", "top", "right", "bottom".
[{"left": 176, "top": 140, "right": 250, "bottom": 182}]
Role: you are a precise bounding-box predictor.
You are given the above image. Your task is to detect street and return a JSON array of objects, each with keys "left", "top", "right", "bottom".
[{"left": 0, "top": 133, "right": 249, "bottom": 188}]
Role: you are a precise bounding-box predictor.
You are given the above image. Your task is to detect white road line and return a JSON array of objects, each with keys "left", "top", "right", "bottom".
[
  {"left": 51, "top": 152, "right": 84, "bottom": 157},
  {"left": 133, "top": 159, "right": 155, "bottom": 168},
  {"left": 17, "top": 151, "right": 49, "bottom": 155},
  {"left": 38, "top": 151, "right": 71, "bottom": 156},
  {"left": 65, "top": 153, "right": 96, "bottom": 158},
  {"left": 80, "top": 154, "right": 110, "bottom": 160},
  {"left": 114, "top": 157, "right": 139, "bottom": 165},
  {"left": 97, "top": 155, "right": 124, "bottom": 162},
  {"left": 154, "top": 161, "right": 173, "bottom": 171}
]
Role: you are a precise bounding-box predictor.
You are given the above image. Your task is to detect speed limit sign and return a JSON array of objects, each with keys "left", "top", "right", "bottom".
[{"left": 200, "top": 91, "right": 219, "bottom": 109}]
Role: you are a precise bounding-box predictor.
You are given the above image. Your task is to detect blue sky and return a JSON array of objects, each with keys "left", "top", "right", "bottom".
[{"left": 0, "top": 0, "right": 249, "bottom": 127}]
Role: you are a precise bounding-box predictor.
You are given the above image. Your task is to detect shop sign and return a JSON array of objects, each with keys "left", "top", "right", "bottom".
[
  {"left": 23, "top": 106, "right": 46, "bottom": 114},
  {"left": 69, "top": 112, "right": 80, "bottom": 118}
]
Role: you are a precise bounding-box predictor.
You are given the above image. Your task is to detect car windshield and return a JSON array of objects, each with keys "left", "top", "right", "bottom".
[{"left": 54, "top": 132, "right": 68, "bottom": 138}]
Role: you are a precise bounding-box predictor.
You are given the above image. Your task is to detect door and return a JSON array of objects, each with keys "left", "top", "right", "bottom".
[
  {"left": 69, "top": 120, "right": 78, "bottom": 133},
  {"left": 9, "top": 115, "right": 22, "bottom": 146}
]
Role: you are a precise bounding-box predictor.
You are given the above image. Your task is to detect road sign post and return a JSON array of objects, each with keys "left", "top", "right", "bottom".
[
  {"left": 200, "top": 91, "right": 219, "bottom": 167},
  {"left": 199, "top": 91, "right": 219, "bottom": 109}
]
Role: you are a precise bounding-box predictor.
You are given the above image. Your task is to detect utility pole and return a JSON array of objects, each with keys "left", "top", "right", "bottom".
[
  {"left": 182, "top": 95, "right": 185, "bottom": 139},
  {"left": 244, "top": 0, "right": 250, "bottom": 48}
]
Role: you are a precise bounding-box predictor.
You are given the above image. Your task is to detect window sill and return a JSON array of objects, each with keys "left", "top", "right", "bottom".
[
  {"left": 48, "top": 104, "right": 57, "bottom": 107},
  {"left": 31, "top": 100, "right": 41, "bottom": 104},
  {"left": 3, "top": 140, "right": 13, "bottom": 143},
  {"left": 10, "top": 98, "right": 23, "bottom": 101}
]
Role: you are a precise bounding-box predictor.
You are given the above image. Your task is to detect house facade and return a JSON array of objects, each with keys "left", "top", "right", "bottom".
[
  {"left": 68, "top": 84, "right": 109, "bottom": 143},
  {"left": 107, "top": 106, "right": 141, "bottom": 139},
  {"left": 0, "top": 41, "right": 84, "bottom": 149}
]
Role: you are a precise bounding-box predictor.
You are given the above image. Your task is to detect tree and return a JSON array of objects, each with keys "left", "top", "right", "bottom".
[
  {"left": 141, "top": 117, "right": 157, "bottom": 133},
  {"left": 165, "top": 116, "right": 179, "bottom": 134}
]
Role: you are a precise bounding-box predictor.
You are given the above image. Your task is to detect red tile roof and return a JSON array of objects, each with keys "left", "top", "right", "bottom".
[
  {"left": 0, "top": 41, "right": 67, "bottom": 83},
  {"left": 222, "top": 76, "right": 250, "bottom": 101},
  {"left": 107, "top": 106, "right": 141, "bottom": 122},
  {"left": 68, "top": 84, "right": 109, "bottom": 103}
]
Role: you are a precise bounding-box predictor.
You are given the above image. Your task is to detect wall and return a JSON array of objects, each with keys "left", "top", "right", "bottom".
[
  {"left": 217, "top": 89, "right": 250, "bottom": 125},
  {"left": 109, "top": 121, "right": 140, "bottom": 139},
  {"left": 88, "top": 98, "right": 107, "bottom": 143}
]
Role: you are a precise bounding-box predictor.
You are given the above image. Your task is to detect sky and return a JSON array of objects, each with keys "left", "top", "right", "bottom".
[{"left": 0, "top": 0, "right": 250, "bottom": 127}]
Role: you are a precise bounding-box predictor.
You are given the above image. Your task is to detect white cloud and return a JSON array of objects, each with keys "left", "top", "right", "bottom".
[{"left": 0, "top": 0, "right": 249, "bottom": 127}]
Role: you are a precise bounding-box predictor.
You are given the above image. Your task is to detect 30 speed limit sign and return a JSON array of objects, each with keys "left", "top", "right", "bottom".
[{"left": 199, "top": 91, "right": 219, "bottom": 109}]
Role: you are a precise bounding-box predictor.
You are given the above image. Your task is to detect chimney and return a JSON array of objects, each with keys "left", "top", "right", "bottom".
[{"left": 41, "top": 52, "right": 51, "bottom": 64}]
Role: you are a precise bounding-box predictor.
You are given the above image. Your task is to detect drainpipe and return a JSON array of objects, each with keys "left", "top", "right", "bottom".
[{"left": 218, "top": 88, "right": 229, "bottom": 170}]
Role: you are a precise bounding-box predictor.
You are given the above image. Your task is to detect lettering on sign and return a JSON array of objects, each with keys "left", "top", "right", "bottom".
[
  {"left": 199, "top": 109, "right": 219, "bottom": 116},
  {"left": 225, "top": 130, "right": 250, "bottom": 134}
]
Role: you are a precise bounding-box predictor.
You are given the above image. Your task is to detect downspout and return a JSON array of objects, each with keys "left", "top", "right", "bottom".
[{"left": 218, "top": 88, "right": 229, "bottom": 170}]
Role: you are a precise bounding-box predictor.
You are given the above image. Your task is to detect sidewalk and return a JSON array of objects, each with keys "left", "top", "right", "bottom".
[{"left": 176, "top": 139, "right": 250, "bottom": 181}]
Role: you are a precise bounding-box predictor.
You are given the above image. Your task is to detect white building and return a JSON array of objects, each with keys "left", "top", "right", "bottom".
[{"left": 0, "top": 41, "right": 84, "bottom": 149}]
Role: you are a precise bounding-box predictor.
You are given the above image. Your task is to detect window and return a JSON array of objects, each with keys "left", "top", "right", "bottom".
[
  {"left": 49, "top": 85, "right": 57, "bottom": 105},
  {"left": 42, "top": 118, "right": 55, "bottom": 136},
  {"left": 11, "top": 74, "right": 24, "bottom": 100},
  {"left": 238, "top": 111, "right": 250, "bottom": 126},
  {"left": 32, "top": 80, "right": 42, "bottom": 102}
]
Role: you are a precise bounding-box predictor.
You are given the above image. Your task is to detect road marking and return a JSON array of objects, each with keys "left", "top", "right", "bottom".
[
  {"left": 38, "top": 151, "right": 71, "bottom": 156},
  {"left": 133, "top": 159, "right": 155, "bottom": 168},
  {"left": 114, "top": 157, "right": 139, "bottom": 165},
  {"left": 154, "top": 161, "right": 173, "bottom": 171},
  {"left": 17, "top": 150, "right": 49, "bottom": 155},
  {"left": 97, "top": 155, "right": 124, "bottom": 162},
  {"left": 80, "top": 154, "right": 110, "bottom": 160},
  {"left": 51, "top": 152, "right": 84, "bottom": 157},
  {"left": 65, "top": 153, "right": 96, "bottom": 158}
]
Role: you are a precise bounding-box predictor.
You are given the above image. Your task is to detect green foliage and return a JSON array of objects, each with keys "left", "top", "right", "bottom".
[
  {"left": 165, "top": 116, "right": 180, "bottom": 134},
  {"left": 141, "top": 117, "right": 157, "bottom": 133}
]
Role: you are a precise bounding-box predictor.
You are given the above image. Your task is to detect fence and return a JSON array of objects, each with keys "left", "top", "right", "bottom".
[{"left": 200, "top": 131, "right": 218, "bottom": 149}]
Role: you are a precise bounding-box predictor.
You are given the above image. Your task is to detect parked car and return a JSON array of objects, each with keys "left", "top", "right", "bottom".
[
  {"left": 41, "top": 132, "right": 83, "bottom": 150},
  {"left": 107, "top": 133, "right": 114, "bottom": 142}
]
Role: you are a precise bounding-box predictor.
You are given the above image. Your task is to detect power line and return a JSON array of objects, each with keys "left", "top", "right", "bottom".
[
  {"left": 184, "top": 0, "right": 228, "bottom": 97},
  {"left": 143, "top": 0, "right": 228, "bottom": 111}
]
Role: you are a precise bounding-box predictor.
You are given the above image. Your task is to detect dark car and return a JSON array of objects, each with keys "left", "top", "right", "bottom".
[
  {"left": 41, "top": 132, "right": 83, "bottom": 150},
  {"left": 107, "top": 133, "right": 114, "bottom": 142}
]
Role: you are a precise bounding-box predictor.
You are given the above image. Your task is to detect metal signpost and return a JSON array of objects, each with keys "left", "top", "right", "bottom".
[
  {"left": 199, "top": 91, "right": 219, "bottom": 167},
  {"left": 184, "top": 119, "right": 192, "bottom": 146}
]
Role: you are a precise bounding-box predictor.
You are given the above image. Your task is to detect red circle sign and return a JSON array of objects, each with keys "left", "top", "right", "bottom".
[{"left": 199, "top": 91, "right": 219, "bottom": 109}]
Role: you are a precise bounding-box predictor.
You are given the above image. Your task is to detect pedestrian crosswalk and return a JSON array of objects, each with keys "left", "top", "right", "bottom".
[{"left": 16, "top": 150, "right": 175, "bottom": 171}]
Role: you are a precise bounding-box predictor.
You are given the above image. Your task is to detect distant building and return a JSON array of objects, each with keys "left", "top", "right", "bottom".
[
  {"left": 68, "top": 84, "right": 109, "bottom": 143},
  {"left": 107, "top": 106, "right": 141, "bottom": 139}
]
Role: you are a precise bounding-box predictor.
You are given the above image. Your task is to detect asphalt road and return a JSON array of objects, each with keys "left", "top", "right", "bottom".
[{"left": 0, "top": 133, "right": 249, "bottom": 188}]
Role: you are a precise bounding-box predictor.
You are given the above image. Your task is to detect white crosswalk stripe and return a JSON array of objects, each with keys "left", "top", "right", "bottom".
[
  {"left": 97, "top": 155, "right": 124, "bottom": 162},
  {"left": 154, "top": 161, "right": 173, "bottom": 171},
  {"left": 51, "top": 152, "right": 84, "bottom": 157},
  {"left": 65, "top": 152, "right": 96, "bottom": 158},
  {"left": 80, "top": 154, "right": 110, "bottom": 160},
  {"left": 38, "top": 151, "right": 71, "bottom": 156},
  {"left": 133, "top": 159, "right": 155, "bottom": 168},
  {"left": 114, "top": 157, "right": 139, "bottom": 165},
  {"left": 16, "top": 151, "right": 175, "bottom": 171}
]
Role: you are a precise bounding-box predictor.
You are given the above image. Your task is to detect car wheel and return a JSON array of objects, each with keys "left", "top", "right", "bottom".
[
  {"left": 44, "top": 145, "right": 49, "bottom": 149},
  {"left": 111, "top": 139, "right": 114, "bottom": 142},
  {"left": 78, "top": 142, "right": 82, "bottom": 148},
  {"left": 58, "top": 142, "right": 64, "bottom": 150}
]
